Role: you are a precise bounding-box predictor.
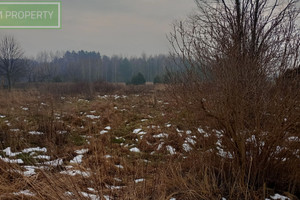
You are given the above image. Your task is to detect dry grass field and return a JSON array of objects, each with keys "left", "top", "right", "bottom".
[{"left": 0, "top": 83, "right": 298, "bottom": 200}]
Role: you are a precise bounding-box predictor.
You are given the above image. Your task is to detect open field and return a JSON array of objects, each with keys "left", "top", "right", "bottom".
[{"left": 0, "top": 83, "right": 299, "bottom": 200}]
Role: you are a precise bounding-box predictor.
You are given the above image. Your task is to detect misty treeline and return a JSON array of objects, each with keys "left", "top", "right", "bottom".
[{"left": 25, "top": 50, "right": 176, "bottom": 84}]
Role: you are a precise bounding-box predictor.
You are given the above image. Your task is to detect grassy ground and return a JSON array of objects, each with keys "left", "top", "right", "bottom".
[{"left": 0, "top": 83, "right": 298, "bottom": 199}]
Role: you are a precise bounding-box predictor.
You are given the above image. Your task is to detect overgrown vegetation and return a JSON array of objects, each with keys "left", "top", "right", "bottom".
[
  {"left": 0, "top": 0, "right": 299, "bottom": 199},
  {"left": 167, "top": 0, "right": 300, "bottom": 199}
]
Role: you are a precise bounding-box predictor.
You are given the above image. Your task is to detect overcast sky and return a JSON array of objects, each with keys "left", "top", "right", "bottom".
[{"left": 0, "top": 0, "right": 196, "bottom": 58}]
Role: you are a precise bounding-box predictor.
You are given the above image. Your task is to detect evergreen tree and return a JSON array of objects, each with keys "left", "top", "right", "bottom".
[{"left": 130, "top": 72, "right": 146, "bottom": 85}]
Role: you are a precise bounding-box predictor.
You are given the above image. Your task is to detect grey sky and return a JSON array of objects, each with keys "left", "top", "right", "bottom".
[{"left": 0, "top": 0, "right": 196, "bottom": 58}]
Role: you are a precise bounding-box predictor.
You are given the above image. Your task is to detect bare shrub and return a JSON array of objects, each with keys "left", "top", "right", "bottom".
[{"left": 168, "top": 0, "right": 300, "bottom": 198}]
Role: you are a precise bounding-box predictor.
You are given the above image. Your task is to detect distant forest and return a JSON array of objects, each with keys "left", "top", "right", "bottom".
[{"left": 24, "top": 50, "right": 178, "bottom": 84}]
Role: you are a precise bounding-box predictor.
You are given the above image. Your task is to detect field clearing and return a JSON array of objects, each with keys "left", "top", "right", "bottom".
[{"left": 0, "top": 84, "right": 298, "bottom": 199}]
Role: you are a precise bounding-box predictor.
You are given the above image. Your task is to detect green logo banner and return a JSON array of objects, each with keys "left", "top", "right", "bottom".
[{"left": 0, "top": 1, "right": 61, "bottom": 29}]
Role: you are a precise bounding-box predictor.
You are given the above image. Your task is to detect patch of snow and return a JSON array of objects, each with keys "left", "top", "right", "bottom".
[
  {"left": 183, "top": 143, "right": 192, "bottom": 152},
  {"left": 115, "top": 164, "right": 124, "bottom": 169},
  {"left": 135, "top": 178, "right": 145, "bottom": 183},
  {"left": 133, "top": 128, "right": 142, "bottom": 134},
  {"left": 0, "top": 115, "right": 6, "bottom": 118},
  {"left": 70, "top": 155, "right": 83, "bottom": 164},
  {"left": 176, "top": 128, "right": 184, "bottom": 133},
  {"left": 100, "top": 130, "right": 108, "bottom": 134},
  {"left": 106, "top": 185, "right": 124, "bottom": 190},
  {"left": 157, "top": 143, "right": 164, "bottom": 150},
  {"left": 28, "top": 131, "right": 44, "bottom": 135},
  {"left": 10, "top": 128, "right": 20, "bottom": 132},
  {"left": 0, "top": 156, "right": 23, "bottom": 164},
  {"left": 185, "top": 137, "right": 196, "bottom": 145},
  {"left": 57, "top": 130, "right": 67, "bottom": 134},
  {"left": 75, "top": 149, "right": 89, "bottom": 154},
  {"left": 138, "top": 131, "right": 147, "bottom": 135},
  {"left": 22, "top": 147, "right": 47, "bottom": 153},
  {"left": 3, "top": 147, "right": 21, "bottom": 157},
  {"left": 114, "top": 177, "right": 122, "bottom": 182},
  {"left": 86, "top": 115, "right": 100, "bottom": 119},
  {"left": 165, "top": 123, "right": 172, "bottom": 127},
  {"left": 130, "top": 147, "right": 140, "bottom": 153},
  {"left": 60, "top": 169, "right": 90, "bottom": 177},
  {"left": 13, "top": 190, "right": 35, "bottom": 196},
  {"left": 269, "top": 193, "right": 290, "bottom": 200},
  {"left": 88, "top": 188, "right": 96, "bottom": 192},
  {"left": 103, "top": 195, "right": 111, "bottom": 200},
  {"left": 141, "top": 119, "right": 148, "bottom": 122},
  {"left": 33, "top": 155, "right": 50, "bottom": 160},
  {"left": 288, "top": 136, "right": 299, "bottom": 142},
  {"left": 81, "top": 192, "right": 100, "bottom": 200},
  {"left": 44, "top": 158, "right": 63, "bottom": 166},
  {"left": 21, "top": 107, "right": 29, "bottom": 111},
  {"left": 166, "top": 145, "right": 176, "bottom": 155},
  {"left": 153, "top": 133, "right": 168, "bottom": 138},
  {"left": 23, "top": 166, "right": 37, "bottom": 176},
  {"left": 105, "top": 126, "right": 111, "bottom": 130}
]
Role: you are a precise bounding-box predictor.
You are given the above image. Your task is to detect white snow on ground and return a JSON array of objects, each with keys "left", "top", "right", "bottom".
[
  {"left": 106, "top": 185, "right": 124, "bottom": 190},
  {"left": 182, "top": 143, "right": 192, "bottom": 152},
  {"left": 60, "top": 169, "right": 90, "bottom": 177},
  {"left": 166, "top": 145, "right": 176, "bottom": 155},
  {"left": 135, "top": 178, "right": 145, "bottom": 183},
  {"left": 21, "top": 107, "right": 29, "bottom": 111},
  {"left": 176, "top": 128, "right": 184, "bottom": 133},
  {"left": 86, "top": 115, "right": 100, "bottom": 119},
  {"left": 165, "top": 123, "right": 172, "bottom": 127},
  {"left": 105, "top": 126, "right": 111, "bottom": 130},
  {"left": 23, "top": 166, "right": 37, "bottom": 176},
  {"left": 115, "top": 164, "right": 124, "bottom": 169},
  {"left": 33, "top": 155, "right": 50, "bottom": 160},
  {"left": 0, "top": 156, "right": 24, "bottom": 164},
  {"left": 57, "top": 130, "right": 67, "bottom": 134},
  {"left": 22, "top": 147, "right": 47, "bottom": 153},
  {"left": 185, "top": 136, "right": 196, "bottom": 145},
  {"left": 81, "top": 192, "right": 100, "bottom": 200},
  {"left": 13, "top": 190, "right": 35, "bottom": 196},
  {"left": 28, "top": 131, "right": 44, "bottom": 135},
  {"left": 0, "top": 115, "right": 5, "bottom": 118},
  {"left": 157, "top": 142, "right": 164, "bottom": 150},
  {"left": 3, "top": 147, "right": 21, "bottom": 157},
  {"left": 88, "top": 188, "right": 96, "bottom": 192},
  {"left": 100, "top": 130, "right": 108, "bottom": 134},
  {"left": 44, "top": 159, "right": 63, "bottom": 166},
  {"left": 75, "top": 149, "right": 89, "bottom": 154},
  {"left": 266, "top": 193, "right": 290, "bottom": 200},
  {"left": 104, "top": 155, "right": 112, "bottom": 158},
  {"left": 153, "top": 133, "right": 168, "bottom": 138},
  {"left": 10, "top": 129, "right": 20, "bottom": 132},
  {"left": 288, "top": 136, "right": 299, "bottom": 142},
  {"left": 114, "top": 178, "right": 122, "bottom": 182},
  {"left": 70, "top": 155, "right": 83, "bottom": 164},
  {"left": 133, "top": 128, "right": 142, "bottom": 134},
  {"left": 130, "top": 147, "right": 140, "bottom": 153},
  {"left": 138, "top": 131, "right": 147, "bottom": 135}
]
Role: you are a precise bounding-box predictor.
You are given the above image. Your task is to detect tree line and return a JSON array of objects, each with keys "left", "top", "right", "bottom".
[{"left": 0, "top": 36, "right": 179, "bottom": 89}]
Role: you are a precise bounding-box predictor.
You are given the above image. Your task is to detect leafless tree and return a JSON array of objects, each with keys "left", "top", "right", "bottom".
[
  {"left": 0, "top": 36, "right": 25, "bottom": 91},
  {"left": 168, "top": 0, "right": 300, "bottom": 197}
]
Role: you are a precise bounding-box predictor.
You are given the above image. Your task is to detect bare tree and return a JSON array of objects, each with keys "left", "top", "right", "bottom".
[
  {"left": 0, "top": 36, "right": 25, "bottom": 91},
  {"left": 168, "top": 0, "right": 300, "bottom": 197}
]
